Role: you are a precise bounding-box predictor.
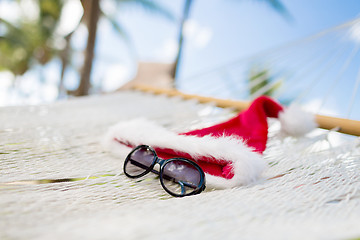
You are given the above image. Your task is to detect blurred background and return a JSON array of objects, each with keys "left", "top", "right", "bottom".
[{"left": 1, "top": 0, "right": 360, "bottom": 119}]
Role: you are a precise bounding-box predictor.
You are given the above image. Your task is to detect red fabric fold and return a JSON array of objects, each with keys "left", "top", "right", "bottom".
[{"left": 151, "top": 96, "right": 284, "bottom": 179}]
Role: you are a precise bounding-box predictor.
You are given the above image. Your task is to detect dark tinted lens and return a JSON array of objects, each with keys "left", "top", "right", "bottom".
[
  {"left": 161, "top": 160, "right": 202, "bottom": 196},
  {"left": 124, "top": 146, "right": 155, "bottom": 177}
]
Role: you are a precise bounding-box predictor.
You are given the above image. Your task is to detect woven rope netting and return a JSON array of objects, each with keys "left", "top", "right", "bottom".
[
  {"left": 1, "top": 90, "right": 360, "bottom": 240},
  {"left": 178, "top": 18, "right": 360, "bottom": 120}
]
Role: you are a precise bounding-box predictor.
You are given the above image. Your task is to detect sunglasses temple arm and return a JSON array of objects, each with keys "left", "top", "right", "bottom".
[
  {"left": 161, "top": 173, "right": 198, "bottom": 189},
  {"left": 178, "top": 181, "right": 186, "bottom": 195}
]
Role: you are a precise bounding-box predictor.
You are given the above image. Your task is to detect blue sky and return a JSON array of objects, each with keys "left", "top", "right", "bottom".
[
  {"left": 92, "top": 0, "right": 360, "bottom": 78},
  {"left": 87, "top": 0, "right": 360, "bottom": 118},
  {"left": 1, "top": 0, "right": 360, "bottom": 119}
]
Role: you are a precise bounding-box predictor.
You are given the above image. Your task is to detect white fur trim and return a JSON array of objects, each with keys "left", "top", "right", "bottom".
[
  {"left": 102, "top": 118, "right": 266, "bottom": 189},
  {"left": 279, "top": 104, "right": 318, "bottom": 137}
]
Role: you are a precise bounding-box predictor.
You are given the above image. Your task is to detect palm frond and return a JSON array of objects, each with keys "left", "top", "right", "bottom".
[
  {"left": 100, "top": 9, "right": 130, "bottom": 43},
  {"left": 117, "top": 0, "right": 175, "bottom": 21},
  {"left": 0, "top": 18, "right": 27, "bottom": 47},
  {"left": 254, "top": 0, "right": 292, "bottom": 20}
]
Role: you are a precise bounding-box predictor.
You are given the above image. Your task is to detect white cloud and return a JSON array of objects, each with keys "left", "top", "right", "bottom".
[
  {"left": 56, "top": 0, "right": 84, "bottom": 36},
  {"left": 183, "top": 19, "right": 199, "bottom": 38},
  {"left": 183, "top": 19, "right": 213, "bottom": 48},
  {"left": 20, "top": 0, "right": 39, "bottom": 21},
  {"left": 194, "top": 27, "right": 213, "bottom": 48},
  {"left": 153, "top": 20, "right": 213, "bottom": 62},
  {"left": 349, "top": 19, "right": 360, "bottom": 43},
  {"left": 155, "top": 39, "right": 178, "bottom": 62},
  {"left": 302, "top": 98, "right": 339, "bottom": 116},
  {"left": 97, "top": 17, "right": 114, "bottom": 36},
  {"left": 41, "top": 83, "right": 59, "bottom": 102},
  {"left": 18, "top": 71, "right": 41, "bottom": 95},
  {"left": 100, "top": 0, "right": 118, "bottom": 16},
  {"left": 102, "top": 64, "right": 130, "bottom": 92},
  {"left": 0, "top": 1, "right": 21, "bottom": 22},
  {"left": 0, "top": 71, "right": 14, "bottom": 88},
  {"left": 71, "top": 24, "right": 88, "bottom": 51},
  {"left": 0, "top": 71, "right": 15, "bottom": 106}
]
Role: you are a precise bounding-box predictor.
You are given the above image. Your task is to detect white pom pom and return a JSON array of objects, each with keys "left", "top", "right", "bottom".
[{"left": 279, "top": 104, "right": 318, "bottom": 137}]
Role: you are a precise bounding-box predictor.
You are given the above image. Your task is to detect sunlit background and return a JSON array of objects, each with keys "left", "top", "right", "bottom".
[{"left": 1, "top": 0, "right": 360, "bottom": 119}]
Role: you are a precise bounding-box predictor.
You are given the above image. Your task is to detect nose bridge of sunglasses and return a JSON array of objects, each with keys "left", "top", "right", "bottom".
[
  {"left": 152, "top": 158, "right": 166, "bottom": 172},
  {"left": 152, "top": 160, "right": 162, "bottom": 172},
  {"left": 157, "top": 158, "right": 166, "bottom": 165}
]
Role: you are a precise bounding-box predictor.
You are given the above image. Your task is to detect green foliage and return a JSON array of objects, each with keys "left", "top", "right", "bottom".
[
  {"left": 248, "top": 67, "right": 281, "bottom": 97},
  {"left": 0, "top": 0, "right": 64, "bottom": 75},
  {"left": 0, "top": 0, "right": 175, "bottom": 96}
]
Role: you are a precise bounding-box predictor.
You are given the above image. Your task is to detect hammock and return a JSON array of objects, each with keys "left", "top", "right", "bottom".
[{"left": 1, "top": 19, "right": 360, "bottom": 240}]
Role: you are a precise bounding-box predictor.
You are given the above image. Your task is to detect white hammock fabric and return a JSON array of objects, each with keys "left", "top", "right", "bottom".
[{"left": 1, "top": 90, "right": 359, "bottom": 240}]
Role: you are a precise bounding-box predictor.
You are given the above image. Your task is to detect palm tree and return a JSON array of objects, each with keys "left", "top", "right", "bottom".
[
  {"left": 0, "top": 0, "right": 174, "bottom": 97},
  {"left": 74, "top": 0, "right": 174, "bottom": 96},
  {"left": 74, "top": 0, "right": 100, "bottom": 96},
  {"left": 170, "top": 0, "right": 193, "bottom": 83},
  {"left": 0, "top": 0, "right": 64, "bottom": 78}
]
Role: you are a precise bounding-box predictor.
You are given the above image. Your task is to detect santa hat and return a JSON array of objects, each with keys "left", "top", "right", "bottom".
[{"left": 103, "top": 96, "right": 317, "bottom": 189}]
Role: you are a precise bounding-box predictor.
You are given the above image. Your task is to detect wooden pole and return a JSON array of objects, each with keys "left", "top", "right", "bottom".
[
  {"left": 314, "top": 115, "right": 360, "bottom": 136},
  {"left": 133, "top": 84, "right": 360, "bottom": 137}
]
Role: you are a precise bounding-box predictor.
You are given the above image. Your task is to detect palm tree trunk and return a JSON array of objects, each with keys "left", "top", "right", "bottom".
[
  {"left": 75, "top": 0, "right": 100, "bottom": 96},
  {"left": 170, "top": 0, "right": 193, "bottom": 87}
]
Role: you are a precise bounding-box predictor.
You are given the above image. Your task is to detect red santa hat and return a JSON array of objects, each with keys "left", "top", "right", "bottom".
[{"left": 103, "top": 96, "right": 317, "bottom": 189}]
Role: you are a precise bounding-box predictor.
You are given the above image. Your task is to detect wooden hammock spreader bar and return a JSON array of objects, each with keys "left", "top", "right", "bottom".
[
  {"left": 314, "top": 115, "right": 360, "bottom": 137},
  {"left": 133, "top": 84, "right": 360, "bottom": 137},
  {"left": 133, "top": 84, "right": 250, "bottom": 109}
]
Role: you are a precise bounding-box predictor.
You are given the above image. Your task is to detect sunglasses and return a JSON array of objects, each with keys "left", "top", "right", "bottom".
[{"left": 123, "top": 145, "right": 206, "bottom": 197}]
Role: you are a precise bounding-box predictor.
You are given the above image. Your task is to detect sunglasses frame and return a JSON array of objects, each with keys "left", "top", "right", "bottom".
[{"left": 123, "top": 145, "right": 206, "bottom": 197}]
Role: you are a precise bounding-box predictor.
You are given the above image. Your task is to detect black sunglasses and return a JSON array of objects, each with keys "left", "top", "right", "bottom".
[{"left": 123, "top": 145, "right": 206, "bottom": 197}]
